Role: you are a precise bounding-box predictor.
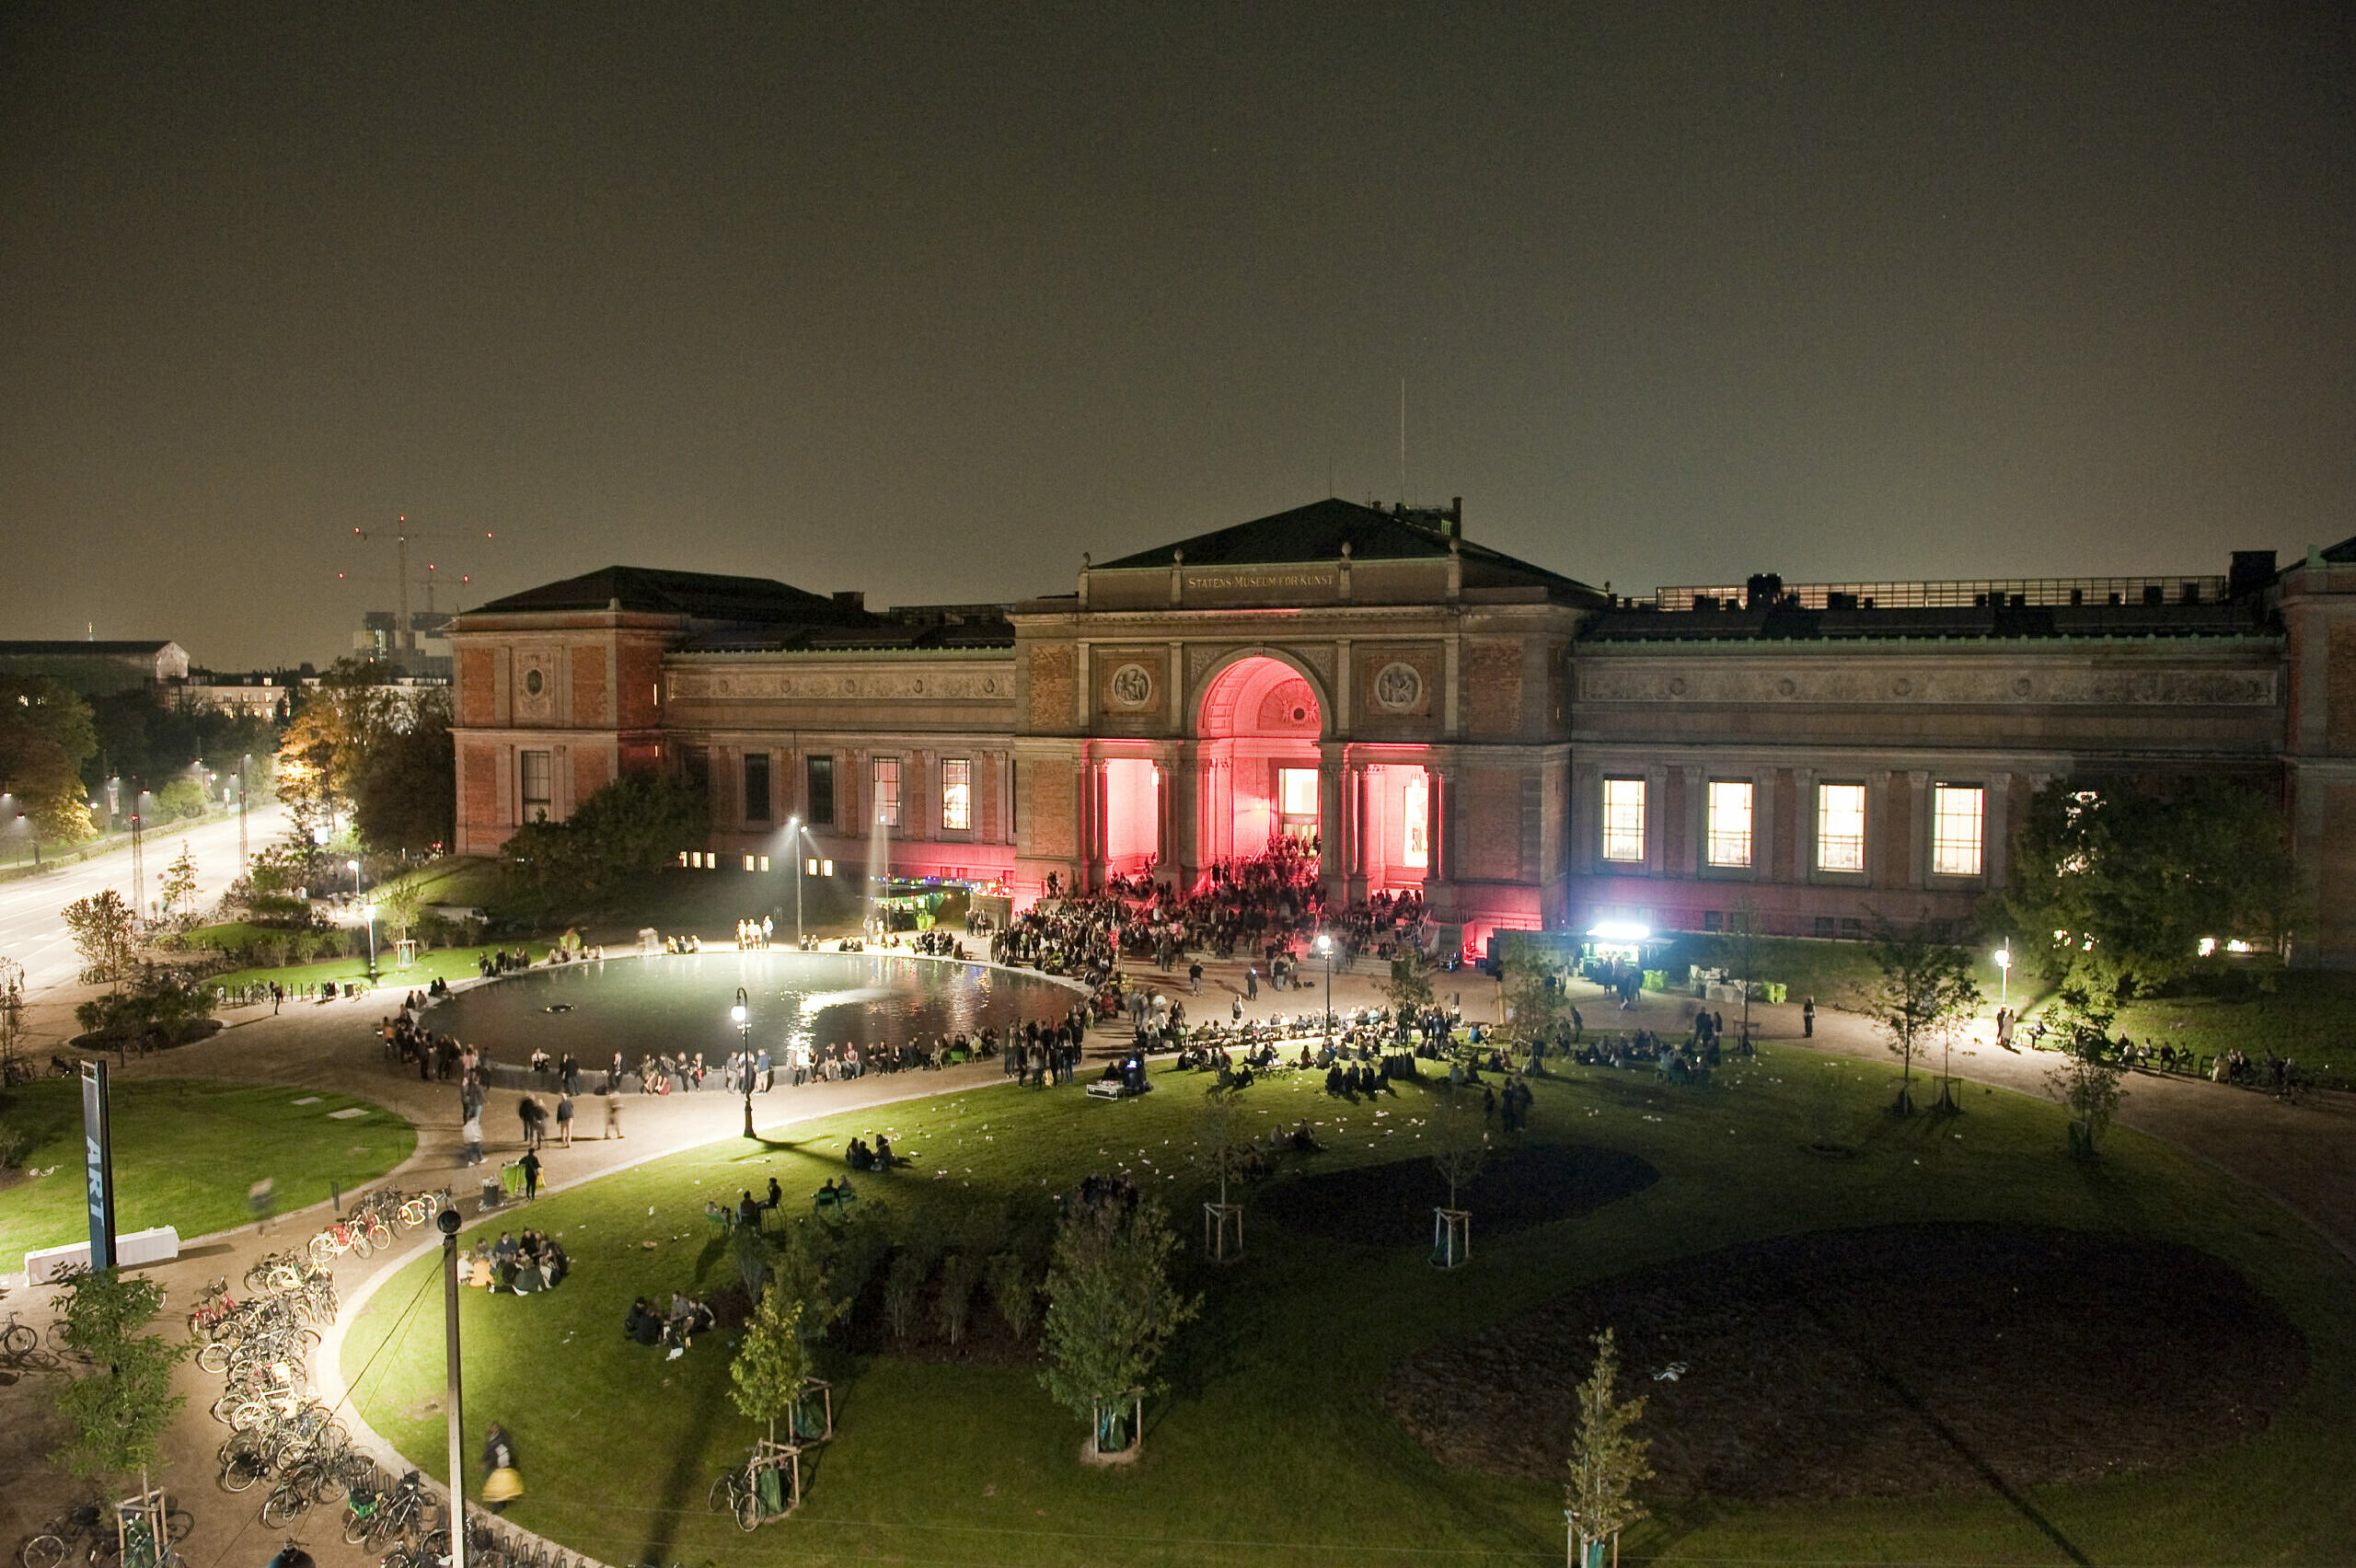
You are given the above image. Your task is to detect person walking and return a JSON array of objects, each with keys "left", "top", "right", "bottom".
[
  {"left": 555, "top": 1091, "right": 574, "bottom": 1147},
  {"left": 460, "top": 1109, "right": 484, "bottom": 1167},
  {"left": 480, "top": 1424, "right": 523, "bottom": 1515},
  {"left": 519, "top": 1147, "right": 541, "bottom": 1202},
  {"left": 1802, "top": 997, "right": 1816, "bottom": 1038},
  {"left": 603, "top": 1090, "right": 622, "bottom": 1139}
]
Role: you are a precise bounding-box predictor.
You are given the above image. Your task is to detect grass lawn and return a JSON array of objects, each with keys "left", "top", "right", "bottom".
[
  {"left": 342, "top": 1051, "right": 2356, "bottom": 1567},
  {"left": 206, "top": 942, "right": 535, "bottom": 998},
  {"left": 0, "top": 1078, "right": 415, "bottom": 1259},
  {"left": 2103, "top": 970, "right": 2356, "bottom": 1090}
]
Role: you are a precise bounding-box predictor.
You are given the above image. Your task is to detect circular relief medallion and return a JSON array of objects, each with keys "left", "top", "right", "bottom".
[
  {"left": 1374, "top": 661, "right": 1423, "bottom": 711},
  {"left": 1667, "top": 676, "right": 1687, "bottom": 697},
  {"left": 2011, "top": 675, "right": 2033, "bottom": 698},
  {"left": 1892, "top": 676, "right": 1913, "bottom": 698},
  {"left": 1776, "top": 677, "right": 1798, "bottom": 698},
  {"left": 1109, "top": 663, "right": 1154, "bottom": 709},
  {"left": 522, "top": 668, "right": 544, "bottom": 698},
  {"left": 982, "top": 677, "right": 999, "bottom": 695}
]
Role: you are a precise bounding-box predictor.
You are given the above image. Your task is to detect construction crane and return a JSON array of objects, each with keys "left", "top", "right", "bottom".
[{"left": 347, "top": 517, "right": 495, "bottom": 661}]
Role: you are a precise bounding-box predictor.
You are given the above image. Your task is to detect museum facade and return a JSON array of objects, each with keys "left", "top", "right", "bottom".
[{"left": 446, "top": 498, "right": 2356, "bottom": 965}]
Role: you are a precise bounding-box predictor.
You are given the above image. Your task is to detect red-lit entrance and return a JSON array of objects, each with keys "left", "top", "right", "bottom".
[{"left": 1195, "top": 655, "right": 1322, "bottom": 869}]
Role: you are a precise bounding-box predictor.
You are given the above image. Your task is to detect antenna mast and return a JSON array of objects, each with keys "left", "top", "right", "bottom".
[{"left": 1399, "top": 379, "right": 1408, "bottom": 501}]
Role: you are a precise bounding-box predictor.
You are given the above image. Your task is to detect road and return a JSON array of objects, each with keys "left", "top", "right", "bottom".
[{"left": 0, "top": 801, "right": 291, "bottom": 994}]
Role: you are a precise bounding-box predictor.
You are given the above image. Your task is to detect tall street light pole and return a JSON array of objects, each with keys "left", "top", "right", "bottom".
[
  {"left": 786, "top": 816, "right": 803, "bottom": 946},
  {"left": 733, "top": 986, "right": 755, "bottom": 1140},
  {"left": 364, "top": 903, "right": 378, "bottom": 977},
  {"left": 237, "top": 754, "right": 250, "bottom": 871},
  {"left": 435, "top": 1205, "right": 469, "bottom": 1568},
  {"left": 1314, "top": 932, "right": 1334, "bottom": 1048}
]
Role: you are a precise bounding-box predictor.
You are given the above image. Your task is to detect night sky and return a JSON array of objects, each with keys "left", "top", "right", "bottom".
[{"left": 3, "top": 3, "right": 2350, "bottom": 669}]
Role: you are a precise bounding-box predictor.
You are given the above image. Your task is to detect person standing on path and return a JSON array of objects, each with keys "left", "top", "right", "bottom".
[
  {"left": 461, "top": 1108, "right": 484, "bottom": 1166},
  {"left": 1803, "top": 997, "right": 1816, "bottom": 1038},
  {"left": 555, "top": 1091, "right": 574, "bottom": 1147},
  {"left": 603, "top": 1090, "right": 622, "bottom": 1139},
  {"left": 519, "top": 1147, "right": 541, "bottom": 1202}
]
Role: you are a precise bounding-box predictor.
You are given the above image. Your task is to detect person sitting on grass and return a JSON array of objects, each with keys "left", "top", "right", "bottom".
[
  {"left": 625, "top": 1297, "right": 663, "bottom": 1345},
  {"left": 873, "top": 1134, "right": 898, "bottom": 1169},
  {"left": 847, "top": 1137, "right": 874, "bottom": 1171}
]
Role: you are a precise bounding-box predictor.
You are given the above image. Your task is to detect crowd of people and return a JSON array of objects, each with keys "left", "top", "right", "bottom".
[
  {"left": 464, "top": 1228, "right": 571, "bottom": 1294},
  {"left": 624, "top": 1291, "right": 715, "bottom": 1359}
]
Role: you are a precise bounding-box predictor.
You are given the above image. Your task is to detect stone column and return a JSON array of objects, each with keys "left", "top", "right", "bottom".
[
  {"left": 1172, "top": 743, "right": 1202, "bottom": 890},
  {"left": 1317, "top": 743, "right": 1347, "bottom": 908}
]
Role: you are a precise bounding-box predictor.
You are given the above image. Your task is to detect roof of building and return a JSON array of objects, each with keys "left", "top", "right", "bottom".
[
  {"left": 2323, "top": 533, "right": 2356, "bottom": 564},
  {"left": 1579, "top": 601, "right": 2277, "bottom": 644},
  {"left": 464, "top": 566, "right": 871, "bottom": 624},
  {"left": 0, "top": 640, "right": 182, "bottom": 657},
  {"left": 1091, "top": 497, "right": 1604, "bottom": 598}
]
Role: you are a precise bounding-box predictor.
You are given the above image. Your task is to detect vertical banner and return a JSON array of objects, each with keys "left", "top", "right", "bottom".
[{"left": 81, "top": 1060, "right": 117, "bottom": 1269}]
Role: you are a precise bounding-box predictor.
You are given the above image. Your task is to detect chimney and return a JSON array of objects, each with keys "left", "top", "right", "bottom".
[
  {"left": 2228, "top": 549, "right": 2278, "bottom": 600},
  {"left": 1449, "top": 496, "right": 1462, "bottom": 538}
]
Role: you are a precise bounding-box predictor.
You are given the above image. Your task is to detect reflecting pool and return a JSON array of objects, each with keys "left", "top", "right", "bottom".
[{"left": 425, "top": 950, "right": 1081, "bottom": 1064}]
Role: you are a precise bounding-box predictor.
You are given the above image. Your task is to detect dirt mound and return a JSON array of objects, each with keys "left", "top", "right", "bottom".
[
  {"left": 1384, "top": 1223, "right": 2306, "bottom": 1501},
  {"left": 1256, "top": 1143, "right": 1658, "bottom": 1246}
]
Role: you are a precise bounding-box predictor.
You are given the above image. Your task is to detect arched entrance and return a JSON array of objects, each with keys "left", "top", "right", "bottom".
[{"left": 1195, "top": 655, "right": 1323, "bottom": 868}]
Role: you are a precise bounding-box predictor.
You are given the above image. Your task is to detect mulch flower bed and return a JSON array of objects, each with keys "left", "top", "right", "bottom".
[
  {"left": 1256, "top": 1143, "right": 1660, "bottom": 1247},
  {"left": 1384, "top": 1222, "right": 2307, "bottom": 1500}
]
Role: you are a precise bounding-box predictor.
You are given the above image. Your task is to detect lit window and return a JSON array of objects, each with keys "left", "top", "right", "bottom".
[
  {"left": 1600, "top": 778, "right": 1646, "bottom": 863},
  {"left": 1706, "top": 780, "right": 1752, "bottom": 868},
  {"left": 1279, "top": 767, "right": 1319, "bottom": 818},
  {"left": 519, "top": 750, "right": 551, "bottom": 824},
  {"left": 1401, "top": 772, "right": 1429, "bottom": 868},
  {"left": 942, "top": 758, "right": 973, "bottom": 831},
  {"left": 872, "top": 758, "right": 901, "bottom": 827},
  {"left": 1932, "top": 784, "right": 1984, "bottom": 876},
  {"left": 1817, "top": 782, "right": 1866, "bottom": 872}
]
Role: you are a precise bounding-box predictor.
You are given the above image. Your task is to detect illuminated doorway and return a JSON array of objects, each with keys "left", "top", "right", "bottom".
[
  {"left": 1358, "top": 761, "right": 1432, "bottom": 894},
  {"left": 1195, "top": 655, "right": 1322, "bottom": 869}
]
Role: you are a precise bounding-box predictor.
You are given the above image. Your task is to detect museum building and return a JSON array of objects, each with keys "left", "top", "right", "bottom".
[{"left": 446, "top": 498, "right": 2356, "bottom": 966}]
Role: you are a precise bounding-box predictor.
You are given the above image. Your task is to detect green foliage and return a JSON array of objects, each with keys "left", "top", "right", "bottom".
[
  {"left": 62, "top": 888, "right": 136, "bottom": 986},
  {"left": 727, "top": 1285, "right": 813, "bottom": 1437},
  {"left": 1565, "top": 1328, "right": 1652, "bottom": 1551},
  {"left": 1998, "top": 777, "right": 2299, "bottom": 997},
  {"left": 986, "top": 1248, "right": 1041, "bottom": 1340},
  {"left": 353, "top": 694, "right": 455, "bottom": 856},
  {"left": 158, "top": 844, "right": 200, "bottom": 925},
  {"left": 1038, "top": 1194, "right": 1198, "bottom": 1429},
  {"left": 1380, "top": 946, "right": 1437, "bottom": 1018},
  {"left": 730, "top": 1222, "right": 773, "bottom": 1303},
  {"left": 2045, "top": 1044, "right": 2129, "bottom": 1156},
  {"left": 49, "top": 1267, "right": 189, "bottom": 1482},
  {"left": 377, "top": 877, "right": 429, "bottom": 944},
  {"left": 154, "top": 776, "right": 206, "bottom": 822},
  {"left": 1195, "top": 1084, "right": 1257, "bottom": 1208},
  {"left": 504, "top": 767, "right": 710, "bottom": 910},
  {"left": 0, "top": 674, "right": 98, "bottom": 840},
  {"left": 1860, "top": 921, "right": 1982, "bottom": 1110},
  {"left": 1496, "top": 933, "right": 1566, "bottom": 1042},
  {"left": 83, "top": 687, "right": 275, "bottom": 806},
  {"left": 74, "top": 965, "right": 214, "bottom": 1044}
]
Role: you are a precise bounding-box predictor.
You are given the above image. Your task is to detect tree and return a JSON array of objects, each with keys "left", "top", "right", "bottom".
[
  {"left": 63, "top": 889, "right": 137, "bottom": 988},
  {"left": 154, "top": 777, "right": 206, "bottom": 823},
  {"left": 1380, "top": 945, "right": 1437, "bottom": 1020},
  {"left": 352, "top": 693, "right": 455, "bottom": 856},
  {"left": 50, "top": 1267, "right": 188, "bottom": 1482},
  {"left": 377, "top": 877, "right": 428, "bottom": 948},
  {"left": 1565, "top": 1328, "right": 1652, "bottom": 1568},
  {"left": 0, "top": 674, "right": 98, "bottom": 841},
  {"left": 1716, "top": 897, "right": 1767, "bottom": 1043},
  {"left": 158, "top": 845, "right": 199, "bottom": 928},
  {"left": 1496, "top": 934, "right": 1566, "bottom": 1043},
  {"left": 1039, "top": 1193, "right": 1198, "bottom": 1456},
  {"left": 1429, "top": 1099, "right": 1490, "bottom": 1205},
  {"left": 2045, "top": 1043, "right": 2128, "bottom": 1158},
  {"left": 727, "top": 1283, "right": 814, "bottom": 1445},
  {"left": 275, "top": 659, "right": 408, "bottom": 846},
  {"left": 1195, "top": 1085, "right": 1258, "bottom": 1260},
  {"left": 1998, "top": 776, "right": 2299, "bottom": 997},
  {"left": 505, "top": 767, "right": 710, "bottom": 909},
  {"left": 1859, "top": 920, "right": 1981, "bottom": 1115}
]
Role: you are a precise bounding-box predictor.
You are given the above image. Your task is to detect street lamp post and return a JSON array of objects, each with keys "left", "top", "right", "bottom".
[
  {"left": 1314, "top": 932, "right": 1334, "bottom": 1048},
  {"left": 786, "top": 816, "right": 803, "bottom": 946},
  {"left": 733, "top": 987, "right": 755, "bottom": 1139},
  {"left": 435, "top": 1206, "right": 469, "bottom": 1568},
  {"left": 1994, "top": 946, "right": 2011, "bottom": 1008},
  {"left": 347, "top": 858, "right": 362, "bottom": 898},
  {"left": 364, "top": 903, "right": 378, "bottom": 977}
]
